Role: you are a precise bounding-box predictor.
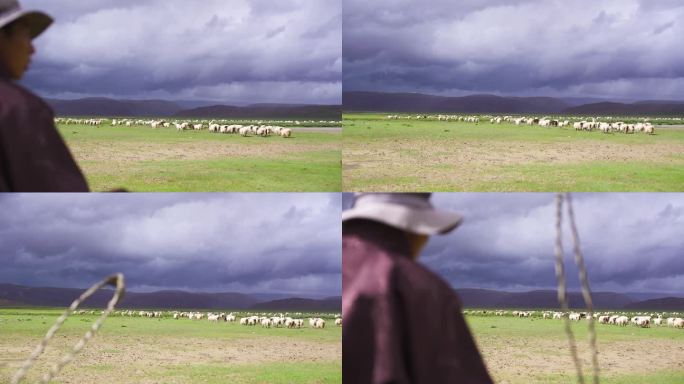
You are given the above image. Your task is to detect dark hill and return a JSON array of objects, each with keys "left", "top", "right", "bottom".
[
  {"left": 44, "top": 98, "right": 341, "bottom": 119},
  {"left": 563, "top": 102, "right": 684, "bottom": 116},
  {"left": 343, "top": 91, "right": 571, "bottom": 114},
  {"left": 622, "top": 297, "right": 684, "bottom": 311},
  {"left": 173, "top": 104, "right": 341, "bottom": 119},
  {"left": 0, "top": 283, "right": 258, "bottom": 310},
  {"left": 343, "top": 91, "right": 684, "bottom": 116},
  {"left": 249, "top": 297, "right": 341, "bottom": 312},
  {"left": 46, "top": 97, "right": 183, "bottom": 117},
  {"left": 456, "top": 289, "right": 635, "bottom": 310}
]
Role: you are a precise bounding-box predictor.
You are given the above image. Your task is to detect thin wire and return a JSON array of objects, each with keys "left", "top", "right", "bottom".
[
  {"left": 11, "top": 273, "right": 125, "bottom": 384},
  {"left": 554, "top": 193, "right": 585, "bottom": 383}
]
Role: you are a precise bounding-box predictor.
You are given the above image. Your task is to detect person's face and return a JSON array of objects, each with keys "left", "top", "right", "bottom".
[{"left": 0, "top": 22, "right": 35, "bottom": 80}]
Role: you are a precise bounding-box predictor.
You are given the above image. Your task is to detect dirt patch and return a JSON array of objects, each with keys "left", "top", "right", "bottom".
[
  {"left": 476, "top": 335, "right": 684, "bottom": 383},
  {"left": 1, "top": 334, "right": 340, "bottom": 383},
  {"left": 72, "top": 140, "right": 339, "bottom": 164},
  {"left": 346, "top": 139, "right": 683, "bottom": 168},
  {"left": 343, "top": 138, "right": 684, "bottom": 190}
]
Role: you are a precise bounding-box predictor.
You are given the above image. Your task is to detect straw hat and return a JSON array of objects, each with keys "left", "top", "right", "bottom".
[
  {"left": 0, "top": 0, "right": 52, "bottom": 38},
  {"left": 342, "top": 193, "right": 463, "bottom": 235}
]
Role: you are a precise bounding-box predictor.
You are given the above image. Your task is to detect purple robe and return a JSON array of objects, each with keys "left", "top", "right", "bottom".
[
  {"left": 0, "top": 63, "right": 89, "bottom": 191},
  {"left": 343, "top": 220, "right": 493, "bottom": 384}
]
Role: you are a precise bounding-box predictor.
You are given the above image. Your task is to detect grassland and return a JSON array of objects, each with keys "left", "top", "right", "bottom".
[
  {"left": 343, "top": 114, "right": 684, "bottom": 191},
  {"left": 0, "top": 308, "right": 341, "bottom": 384},
  {"left": 464, "top": 312, "right": 684, "bottom": 384},
  {"left": 58, "top": 124, "right": 341, "bottom": 192}
]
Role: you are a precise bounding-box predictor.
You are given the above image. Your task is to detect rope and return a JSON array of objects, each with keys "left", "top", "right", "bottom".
[
  {"left": 554, "top": 194, "right": 584, "bottom": 383},
  {"left": 11, "top": 273, "right": 126, "bottom": 384},
  {"left": 566, "top": 194, "right": 600, "bottom": 384},
  {"left": 555, "top": 193, "right": 599, "bottom": 384}
]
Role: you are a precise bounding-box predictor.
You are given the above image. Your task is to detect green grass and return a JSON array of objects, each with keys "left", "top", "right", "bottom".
[
  {"left": 0, "top": 309, "right": 341, "bottom": 342},
  {"left": 58, "top": 124, "right": 341, "bottom": 192},
  {"left": 535, "top": 371, "right": 684, "bottom": 384},
  {"left": 81, "top": 151, "right": 340, "bottom": 192},
  {"left": 462, "top": 313, "right": 684, "bottom": 384},
  {"left": 464, "top": 313, "right": 684, "bottom": 342},
  {"left": 343, "top": 113, "right": 684, "bottom": 191},
  {"left": 149, "top": 362, "right": 341, "bottom": 384},
  {"left": 0, "top": 308, "right": 341, "bottom": 384}
]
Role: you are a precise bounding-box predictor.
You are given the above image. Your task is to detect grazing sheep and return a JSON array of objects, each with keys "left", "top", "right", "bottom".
[
  {"left": 673, "top": 318, "right": 684, "bottom": 328},
  {"left": 616, "top": 316, "right": 629, "bottom": 326},
  {"left": 636, "top": 317, "right": 651, "bottom": 328}
]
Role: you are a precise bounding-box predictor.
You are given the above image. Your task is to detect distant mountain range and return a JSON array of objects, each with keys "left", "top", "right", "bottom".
[
  {"left": 0, "top": 283, "right": 341, "bottom": 312},
  {"left": 454, "top": 288, "right": 684, "bottom": 310},
  {"left": 251, "top": 297, "right": 342, "bottom": 312},
  {"left": 174, "top": 104, "right": 341, "bottom": 119},
  {"left": 2, "top": 283, "right": 680, "bottom": 311},
  {"left": 45, "top": 97, "right": 341, "bottom": 120},
  {"left": 343, "top": 91, "right": 684, "bottom": 115}
]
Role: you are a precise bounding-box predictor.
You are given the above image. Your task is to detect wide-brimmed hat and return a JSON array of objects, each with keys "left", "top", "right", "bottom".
[
  {"left": 342, "top": 193, "right": 463, "bottom": 235},
  {"left": 0, "top": 0, "right": 53, "bottom": 38}
]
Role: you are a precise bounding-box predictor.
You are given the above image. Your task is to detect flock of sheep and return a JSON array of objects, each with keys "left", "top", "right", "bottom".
[
  {"left": 54, "top": 118, "right": 294, "bottom": 138},
  {"left": 73, "top": 309, "right": 342, "bottom": 329},
  {"left": 464, "top": 309, "right": 684, "bottom": 329},
  {"left": 386, "top": 114, "right": 667, "bottom": 135}
]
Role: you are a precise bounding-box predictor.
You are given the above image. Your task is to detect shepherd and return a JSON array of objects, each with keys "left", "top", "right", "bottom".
[
  {"left": 342, "top": 193, "right": 493, "bottom": 383},
  {"left": 0, "top": 0, "right": 89, "bottom": 191}
]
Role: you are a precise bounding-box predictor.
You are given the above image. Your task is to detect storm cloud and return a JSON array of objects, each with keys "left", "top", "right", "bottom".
[
  {"left": 343, "top": 193, "right": 684, "bottom": 294},
  {"left": 0, "top": 193, "right": 341, "bottom": 296},
  {"left": 343, "top": 0, "right": 684, "bottom": 100},
  {"left": 21, "top": 0, "right": 341, "bottom": 104}
]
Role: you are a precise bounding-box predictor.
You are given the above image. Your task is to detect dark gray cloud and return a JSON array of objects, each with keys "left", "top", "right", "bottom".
[
  {"left": 0, "top": 193, "right": 341, "bottom": 296},
  {"left": 343, "top": 0, "right": 684, "bottom": 100},
  {"left": 343, "top": 193, "right": 684, "bottom": 294},
  {"left": 20, "top": 0, "right": 341, "bottom": 104}
]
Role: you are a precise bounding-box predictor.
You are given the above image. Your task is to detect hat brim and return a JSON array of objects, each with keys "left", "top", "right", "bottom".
[
  {"left": 0, "top": 9, "right": 53, "bottom": 39},
  {"left": 342, "top": 202, "right": 463, "bottom": 236}
]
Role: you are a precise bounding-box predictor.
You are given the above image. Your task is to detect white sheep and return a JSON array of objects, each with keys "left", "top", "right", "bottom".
[{"left": 674, "top": 318, "right": 684, "bottom": 328}]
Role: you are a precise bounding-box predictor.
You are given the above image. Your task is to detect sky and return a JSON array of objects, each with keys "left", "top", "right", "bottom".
[
  {"left": 343, "top": 193, "right": 684, "bottom": 295},
  {"left": 343, "top": 0, "right": 684, "bottom": 101},
  {"left": 0, "top": 193, "right": 341, "bottom": 297},
  {"left": 20, "top": 0, "right": 342, "bottom": 105}
]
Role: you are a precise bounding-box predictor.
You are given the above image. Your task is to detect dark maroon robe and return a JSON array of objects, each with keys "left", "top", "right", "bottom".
[
  {"left": 343, "top": 220, "right": 493, "bottom": 384},
  {"left": 0, "top": 63, "right": 89, "bottom": 191}
]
